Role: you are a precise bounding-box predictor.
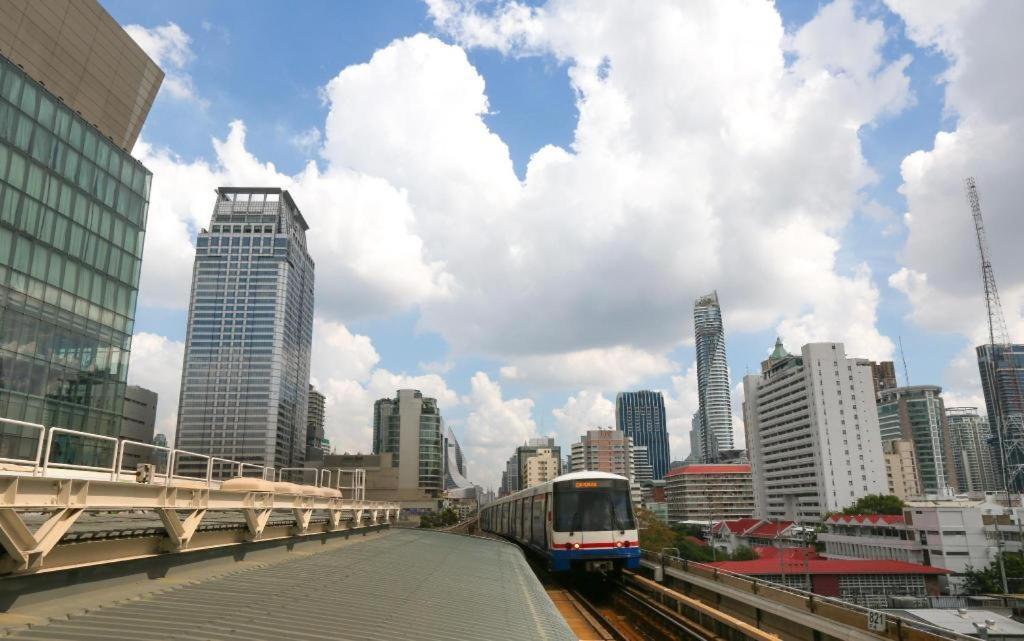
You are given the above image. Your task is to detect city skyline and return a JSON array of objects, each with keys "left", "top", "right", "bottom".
[{"left": 91, "top": 0, "right": 1024, "bottom": 491}]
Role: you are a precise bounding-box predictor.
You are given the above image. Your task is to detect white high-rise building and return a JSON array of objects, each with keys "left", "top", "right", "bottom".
[
  {"left": 744, "top": 340, "right": 887, "bottom": 523},
  {"left": 694, "top": 291, "right": 733, "bottom": 462}
]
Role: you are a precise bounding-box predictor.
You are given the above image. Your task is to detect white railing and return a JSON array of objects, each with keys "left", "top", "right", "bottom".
[
  {"left": 0, "top": 417, "right": 45, "bottom": 468},
  {"left": 114, "top": 439, "right": 171, "bottom": 482},
  {"left": 42, "top": 427, "right": 119, "bottom": 476}
]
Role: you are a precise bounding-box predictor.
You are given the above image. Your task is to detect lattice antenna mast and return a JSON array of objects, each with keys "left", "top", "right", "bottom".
[{"left": 966, "top": 177, "right": 1011, "bottom": 347}]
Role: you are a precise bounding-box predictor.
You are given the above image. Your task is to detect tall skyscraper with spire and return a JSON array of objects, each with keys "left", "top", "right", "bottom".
[{"left": 693, "top": 291, "right": 733, "bottom": 462}]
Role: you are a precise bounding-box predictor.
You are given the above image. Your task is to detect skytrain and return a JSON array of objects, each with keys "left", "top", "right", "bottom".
[{"left": 480, "top": 471, "right": 640, "bottom": 573}]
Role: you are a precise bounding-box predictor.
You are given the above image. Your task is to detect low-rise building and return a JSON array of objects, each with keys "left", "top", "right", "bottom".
[
  {"left": 121, "top": 386, "right": 158, "bottom": 469},
  {"left": 709, "top": 518, "right": 804, "bottom": 555},
  {"left": 665, "top": 464, "right": 754, "bottom": 524},
  {"left": 706, "top": 558, "right": 949, "bottom": 607}
]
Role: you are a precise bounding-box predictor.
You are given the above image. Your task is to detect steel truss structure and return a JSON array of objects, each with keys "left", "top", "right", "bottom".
[{"left": 0, "top": 420, "right": 399, "bottom": 575}]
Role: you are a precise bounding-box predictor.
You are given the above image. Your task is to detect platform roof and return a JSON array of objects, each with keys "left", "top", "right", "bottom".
[{"left": 2, "top": 528, "right": 575, "bottom": 641}]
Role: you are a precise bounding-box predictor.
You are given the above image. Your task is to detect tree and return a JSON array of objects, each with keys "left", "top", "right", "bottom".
[
  {"left": 842, "top": 494, "right": 905, "bottom": 515},
  {"left": 637, "top": 507, "right": 676, "bottom": 553},
  {"left": 730, "top": 545, "right": 759, "bottom": 561},
  {"left": 963, "top": 553, "right": 1024, "bottom": 595}
]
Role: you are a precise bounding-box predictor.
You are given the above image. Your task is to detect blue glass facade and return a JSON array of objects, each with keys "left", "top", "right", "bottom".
[
  {"left": 175, "top": 188, "right": 314, "bottom": 470},
  {"left": 0, "top": 54, "right": 150, "bottom": 461},
  {"left": 615, "top": 390, "right": 670, "bottom": 479},
  {"left": 977, "top": 343, "right": 1024, "bottom": 490}
]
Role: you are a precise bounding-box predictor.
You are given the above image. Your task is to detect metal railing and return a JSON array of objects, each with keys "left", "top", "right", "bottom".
[
  {"left": 0, "top": 418, "right": 45, "bottom": 468},
  {"left": 643, "top": 550, "right": 979, "bottom": 641}
]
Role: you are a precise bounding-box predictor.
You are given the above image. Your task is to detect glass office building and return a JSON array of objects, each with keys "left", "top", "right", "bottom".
[
  {"left": 615, "top": 391, "right": 670, "bottom": 479},
  {"left": 0, "top": 54, "right": 152, "bottom": 460},
  {"left": 175, "top": 188, "right": 315, "bottom": 471},
  {"left": 977, "top": 343, "right": 1024, "bottom": 490},
  {"left": 372, "top": 390, "right": 444, "bottom": 497},
  {"left": 693, "top": 291, "right": 734, "bottom": 462}
]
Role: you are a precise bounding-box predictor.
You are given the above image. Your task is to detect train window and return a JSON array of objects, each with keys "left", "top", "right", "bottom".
[
  {"left": 524, "top": 496, "right": 533, "bottom": 542},
  {"left": 534, "top": 495, "right": 546, "bottom": 548},
  {"left": 552, "top": 479, "right": 635, "bottom": 532}
]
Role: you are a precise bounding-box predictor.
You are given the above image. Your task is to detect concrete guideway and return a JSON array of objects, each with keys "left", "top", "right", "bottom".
[{"left": 1, "top": 528, "right": 576, "bottom": 641}]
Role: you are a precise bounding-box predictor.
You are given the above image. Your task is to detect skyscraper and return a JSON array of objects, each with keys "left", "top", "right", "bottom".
[
  {"left": 744, "top": 341, "right": 887, "bottom": 522},
  {"left": 977, "top": 344, "right": 1024, "bottom": 489},
  {"left": 693, "top": 291, "right": 733, "bottom": 462},
  {"left": 877, "top": 385, "right": 957, "bottom": 494},
  {"left": 371, "top": 389, "right": 444, "bottom": 499},
  {"left": 0, "top": 2, "right": 161, "bottom": 461},
  {"left": 175, "top": 188, "right": 315, "bottom": 470},
  {"left": 615, "top": 391, "right": 670, "bottom": 479},
  {"left": 306, "top": 384, "right": 326, "bottom": 463},
  {"left": 946, "top": 407, "right": 999, "bottom": 493}
]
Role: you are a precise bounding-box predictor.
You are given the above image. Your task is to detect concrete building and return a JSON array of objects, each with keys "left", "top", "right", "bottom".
[
  {"left": 743, "top": 340, "right": 887, "bottom": 523},
  {"left": 120, "top": 385, "right": 156, "bottom": 468},
  {"left": 665, "top": 464, "right": 755, "bottom": 524},
  {"left": 615, "top": 391, "right": 670, "bottom": 479},
  {"left": 878, "top": 385, "right": 957, "bottom": 495},
  {"left": 305, "top": 384, "right": 327, "bottom": 464},
  {"left": 693, "top": 291, "right": 733, "bottom": 462},
  {"left": 883, "top": 439, "right": 922, "bottom": 500},
  {"left": 523, "top": 448, "right": 559, "bottom": 488},
  {"left": 946, "top": 407, "right": 999, "bottom": 493},
  {"left": 0, "top": 1, "right": 163, "bottom": 150},
  {"left": 632, "top": 445, "right": 654, "bottom": 484},
  {"left": 870, "top": 361, "right": 899, "bottom": 397},
  {"left": 0, "top": 5, "right": 160, "bottom": 463},
  {"left": 320, "top": 452, "right": 439, "bottom": 510},
  {"left": 371, "top": 390, "right": 445, "bottom": 501},
  {"left": 516, "top": 437, "right": 561, "bottom": 490},
  {"left": 819, "top": 498, "right": 1010, "bottom": 594},
  {"left": 977, "top": 344, "right": 1024, "bottom": 491},
  {"left": 175, "top": 188, "right": 315, "bottom": 471},
  {"left": 570, "top": 429, "right": 633, "bottom": 477}
]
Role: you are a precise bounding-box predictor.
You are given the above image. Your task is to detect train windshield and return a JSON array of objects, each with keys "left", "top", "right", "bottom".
[{"left": 553, "top": 479, "right": 635, "bottom": 532}]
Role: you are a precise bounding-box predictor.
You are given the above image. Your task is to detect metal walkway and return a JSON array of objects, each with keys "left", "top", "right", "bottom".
[{"left": 2, "top": 528, "right": 576, "bottom": 641}]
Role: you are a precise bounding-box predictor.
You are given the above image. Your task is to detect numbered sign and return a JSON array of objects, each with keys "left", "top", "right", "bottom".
[{"left": 867, "top": 611, "right": 887, "bottom": 632}]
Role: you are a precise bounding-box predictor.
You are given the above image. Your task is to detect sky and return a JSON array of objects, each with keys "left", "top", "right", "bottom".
[{"left": 103, "top": 0, "right": 1024, "bottom": 491}]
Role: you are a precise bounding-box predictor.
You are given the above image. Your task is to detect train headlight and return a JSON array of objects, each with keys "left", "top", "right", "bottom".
[
  {"left": 615, "top": 541, "right": 624, "bottom": 548},
  {"left": 572, "top": 542, "right": 581, "bottom": 550}
]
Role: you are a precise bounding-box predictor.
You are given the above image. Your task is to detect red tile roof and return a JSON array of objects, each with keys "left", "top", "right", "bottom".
[
  {"left": 707, "top": 558, "right": 950, "bottom": 576},
  {"left": 711, "top": 518, "right": 762, "bottom": 534},
  {"left": 826, "top": 514, "right": 905, "bottom": 525},
  {"left": 666, "top": 464, "right": 751, "bottom": 477},
  {"left": 745, "top": 521, "right": 795, "bottom": 538},
  {"left": 683, "top": 535, "right": 707, "bottom": 547},
  {"left": 754, "top": 546, "right": 820, "bottom": 561}
]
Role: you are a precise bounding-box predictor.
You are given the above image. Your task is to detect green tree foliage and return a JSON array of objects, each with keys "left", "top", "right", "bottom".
[
  {"left": 730, "top": 545, "right": 759, "bottom": 561},
  {"left": 842, "top": 494, "right": 905, "bottom": 516},
  {"left": 963, "top": 554, "right": 1024, "bottom": 595},
  {"left": 418, "top": 508, "right": 460, "bottom": 529},
  {"left": 637, "top": 507, "right": 676, "bottom": 552}
]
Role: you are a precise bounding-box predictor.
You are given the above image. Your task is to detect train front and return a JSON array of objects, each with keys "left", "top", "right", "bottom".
[{"left": 549, "top": 473, "right": 641, "bottom": 573}]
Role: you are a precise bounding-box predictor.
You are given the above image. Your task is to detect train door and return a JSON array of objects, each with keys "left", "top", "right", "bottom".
[
  {"left": 524, "top": 496, "right": 534, "bottom": 544},
  {"left": 536, "top": 494, "right": 547, "bottom": 548}
]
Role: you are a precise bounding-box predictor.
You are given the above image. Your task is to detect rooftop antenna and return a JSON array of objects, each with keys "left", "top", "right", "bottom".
[{"left": 897, "top": 336, "right": 911, "bottom": 387}]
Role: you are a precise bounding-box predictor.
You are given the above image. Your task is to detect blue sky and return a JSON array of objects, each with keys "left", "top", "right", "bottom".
[{"left": 103, "top": 0, "right": 1016, "bottom": 488}]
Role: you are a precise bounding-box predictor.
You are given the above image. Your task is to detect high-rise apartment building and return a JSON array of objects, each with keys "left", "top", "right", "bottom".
[
  {"left": 665, "top": 464, "right": 754, "bottom": 524},
  {"left": 882, "top": 439, "right": 921, "bottom": 500},
  {"left": 175, "top": 188, "right": 315, "bottom": 470},
  {"left": 305, "top": 384, "right": 326, "bottom": 462},
  {"left": 877, "top": 385, "right": 957, "bottom": 494},
  {"left": 632, "top": 445, "right": 653, "bottom": 484},
  {"left": 0, "top": 3, "right": 161, "bottom": 461},
  {"left": 946, "top": 407, "right": 999, "bottom": 493},
  {"left": 515, "top": 437, "right": 561, "bottom": 488},
  {"left": 615, "top": 391, "right": 670, "bottom": 479},
  {"left": 570, "top": 429, "right": 633, "bottom": 479},
  {"left": 693, "top": 291, "right": 733, "bottom": 462},
  {"left": 370, "top": 389, "right": 444, "bottom": 499},
  {"left": 743, "top": 341, "right": 887, "bottom": 523},
  {"left": 977, "top": 344, "right": 1024, "bottom": 490},
  {"left": 524, "top": 448, "right": 559, "bottom": 488},
  {"left": 869, "top": 361, "right": 899, "bottom": 397}
]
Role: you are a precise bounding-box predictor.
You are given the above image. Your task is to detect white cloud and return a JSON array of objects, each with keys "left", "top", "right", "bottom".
[
  {"left": 662, "top": 364, "right": 700, "bottom": 463},
  {"left": 311, "top": 319, "right": 380, "bottom": 383},
  {"left": 551, "top": 390, "right": 615, "bottom": 437},
  {"left": 461, "top": 372, "right": 538, "bottom": 489},
  {"left": 500, "top": 346, "right": 676, "bottom": 390},
  {"left": 289, "top": 126, "right": 322, "bottom": 154},
  {"left": 882, "top": 1, "right": 1024, "bottom": 409},
  {"left": 125, "top": 22, "right": 205, "bottom": 105},
  {"left": 127, "top": 333, "right": 185, "bottom": 440}
]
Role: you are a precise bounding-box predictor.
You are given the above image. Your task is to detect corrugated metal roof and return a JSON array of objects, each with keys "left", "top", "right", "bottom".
[{"left": 5, "top": 528, "right": 576, "bottom": 641}]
